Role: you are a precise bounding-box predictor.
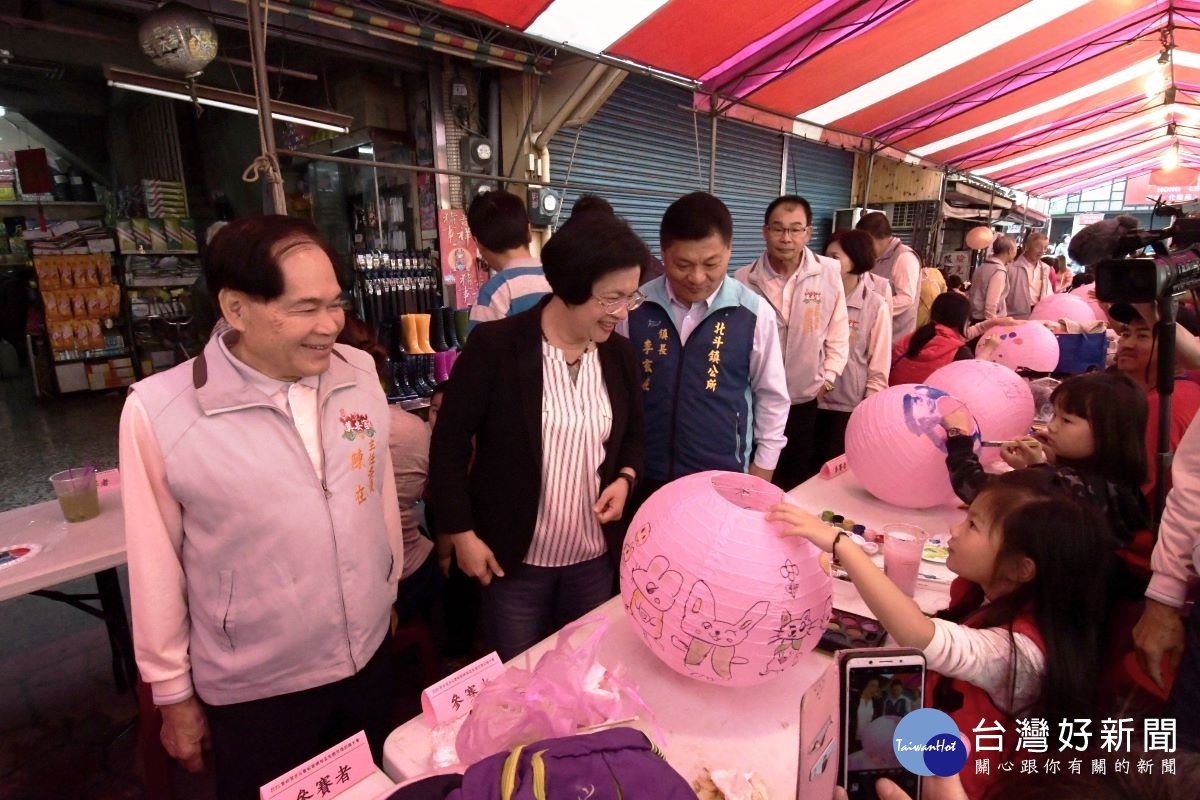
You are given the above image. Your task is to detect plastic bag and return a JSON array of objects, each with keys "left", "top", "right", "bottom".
[{"left": 455, "top": 616, "right": 655, "bottom": 764}]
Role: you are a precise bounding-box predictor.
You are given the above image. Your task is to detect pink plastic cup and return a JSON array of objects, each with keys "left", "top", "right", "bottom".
[{"left": 882, "top": 523, "right": 928, "bottom": 597}]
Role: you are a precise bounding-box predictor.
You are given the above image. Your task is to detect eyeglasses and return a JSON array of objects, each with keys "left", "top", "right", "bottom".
[
  {"left": 593, "top": 290, "right": 647, "bottom": 313},
  {"left": 767, "top": 224, "right": 810, "bottom": 238}
]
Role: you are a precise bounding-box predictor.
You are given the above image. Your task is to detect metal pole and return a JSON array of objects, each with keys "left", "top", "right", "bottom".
[
  {"left": 246, "top": 0, "right": 285, "bottom": 214},
  {"left": 862, "top": 140, "right": 876, "bottom": 208},
  {"left": 708, "top": 110, "right": 717, "bottom": 194}
]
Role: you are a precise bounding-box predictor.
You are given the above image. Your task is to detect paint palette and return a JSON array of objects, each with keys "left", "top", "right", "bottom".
[{"left": 817, "top": 609, "right": 887, "bottom": 652}]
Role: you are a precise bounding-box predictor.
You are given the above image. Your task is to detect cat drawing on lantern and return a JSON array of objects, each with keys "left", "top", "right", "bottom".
[{"left": 760, "top": 607, "right": 825, "bottom": 675}]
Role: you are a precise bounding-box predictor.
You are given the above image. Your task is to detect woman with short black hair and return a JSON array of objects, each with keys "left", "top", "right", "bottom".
[{"left": 429, "top": 214, "right": 648, "bottom": 659}]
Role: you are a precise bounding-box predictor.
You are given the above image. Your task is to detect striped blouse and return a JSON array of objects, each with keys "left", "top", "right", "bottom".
[{"left": 524, "top": 339, "right": 613, "bottom": 566}]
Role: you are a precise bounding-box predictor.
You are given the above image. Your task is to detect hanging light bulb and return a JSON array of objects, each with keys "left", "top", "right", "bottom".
[
  {"left": 1163, "top": 139, "right": 1181, "bottom": 169},
  {"left": 1145, "top": 62, "right": 1169, "bottom": 98}
]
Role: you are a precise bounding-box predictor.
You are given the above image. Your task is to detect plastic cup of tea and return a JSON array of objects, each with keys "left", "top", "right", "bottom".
[
  {"left": 49, "top": 468, "right": 100, "bottom": 523},
  {"left": 882, "top": 523, "right": 927, "bottom": 597}
]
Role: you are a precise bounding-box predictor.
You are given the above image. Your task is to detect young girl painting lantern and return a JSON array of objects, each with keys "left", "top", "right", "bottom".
[{"left": 620, "top": 471, "right": 832, "bottom": 687}]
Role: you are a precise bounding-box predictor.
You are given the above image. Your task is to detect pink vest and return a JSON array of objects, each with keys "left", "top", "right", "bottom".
[{"left": 130, "top": 335, "right": 396, "bottom": 705}]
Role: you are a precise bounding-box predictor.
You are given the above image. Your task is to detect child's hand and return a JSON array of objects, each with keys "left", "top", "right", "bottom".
[
  {"left": 941, "top": 406, "right": 973, "bottom": 434},
  {"left": 767, "top": 503, "right": 840, "bottom": 553},
  {"left": 1000, "top": 437, "right": 1045, "bottom": 468}
]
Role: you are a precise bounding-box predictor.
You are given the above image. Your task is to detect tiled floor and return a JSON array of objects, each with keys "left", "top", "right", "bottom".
[{"left": 1, "top": 367, "right": 436, "bottom": 799}]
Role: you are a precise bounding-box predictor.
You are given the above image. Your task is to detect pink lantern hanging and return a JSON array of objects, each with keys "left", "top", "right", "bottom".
[
  {"left": 976, "top": 322, "right": 1061, "bottom": 373},
  {"left": 965, "top": 226, "right": 995, "bottom": 251},
  {"left": 844, "top": 384, "right": 977, "bottom": 509},
  {"left": 620, "top": 472, "right": 832, "bottom": 687},
  {"left": 926, "top": 360, "right": 1035, "bottom": 466},
  {"left": 1030, "top": 292, "right": 1100, "bottom": 325}
]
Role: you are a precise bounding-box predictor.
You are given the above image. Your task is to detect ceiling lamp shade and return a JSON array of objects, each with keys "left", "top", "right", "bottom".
[
  {"left": 138, "top": 2, "right": 218, "bottom": 78},
  {"left": 1149, "top": 166, "right": 1200, "bottom": 186},
  {"left": 965, "top": 226, "right": 996, "bottom": 250}
]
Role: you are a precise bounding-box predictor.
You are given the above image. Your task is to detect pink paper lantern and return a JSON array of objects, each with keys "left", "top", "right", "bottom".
[
  {"left": 620, "top": 471, "right": 832, "bottom": 687},
  {"left": 1069, "top": 284, "right": 1107, "bottom": 322},
  {"left": 1030, "top": 292, "right": 1100, "bottom": 325},
  {"left": 977, "top": 322, "right": 1061, "bottom": 373},
  {"left": 845, "top": 384, "right": 978, "bottom": 508},
  {"left": 926, "top": 360, "right": 1035, "bottom": 467},
  {"left": 965, "top": 226, "right": 995, "bottom": 250}
]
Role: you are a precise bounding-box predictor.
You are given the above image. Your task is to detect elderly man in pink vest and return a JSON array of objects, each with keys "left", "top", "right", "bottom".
[
  {"left": 856, "top": 212, "right": 921, "bottom": 340},
  {"left": 119, "top": 216, "right": 404, "bottom": 800}
]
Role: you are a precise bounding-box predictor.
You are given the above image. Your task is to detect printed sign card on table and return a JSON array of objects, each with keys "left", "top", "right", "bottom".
[
  {"left": 260, "top": 730, "right": 376, "bottom": 800},
  {"left": 420, "top": 651, "right": 506, "bottom": 725}
]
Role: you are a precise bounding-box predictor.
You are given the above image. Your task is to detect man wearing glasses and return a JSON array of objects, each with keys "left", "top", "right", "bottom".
[
  {"left": 735, "top": 195, "right": 849, "bottom": 489},
  {"left": 623, "top": 192, "right": 790, "bottom": 509}
]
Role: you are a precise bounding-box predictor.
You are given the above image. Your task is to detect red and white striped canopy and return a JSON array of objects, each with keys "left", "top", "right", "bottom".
[{"left": 433, "top": 0, "right": 1200, "bottom": 199}]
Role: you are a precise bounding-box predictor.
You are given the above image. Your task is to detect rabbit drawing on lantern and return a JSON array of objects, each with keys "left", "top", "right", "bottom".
[
  {"left": 629, "top": 555, "right": 684, "bottom": 642},
  {"left": 672, "top": 580, "right": 769, "bottom": 680}
]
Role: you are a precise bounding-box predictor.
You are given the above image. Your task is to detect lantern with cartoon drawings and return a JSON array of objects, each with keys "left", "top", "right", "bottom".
[
  {"left": 926, "top": 359, "right": 1034, "bottom": 468},
  {"left": 845, "top": 383, "right": 981, "bottom": 509},
  {"left": 619, "top": 471, "right": 832, "bottom": 687}
]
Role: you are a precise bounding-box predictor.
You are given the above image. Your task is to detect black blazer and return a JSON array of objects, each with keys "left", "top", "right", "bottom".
[{"left": 429, "top": 297, "right": 645, "bottom": 572}]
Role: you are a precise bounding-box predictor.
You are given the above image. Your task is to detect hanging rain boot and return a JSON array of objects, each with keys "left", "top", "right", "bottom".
[
  {"left": 444, "top": 348, "right": 458, "bottom": 378},
  {"left": 414, "top": 314, "right": 436, "bottom": 354},
  {"left": 428, "top": 306, "right": 450, "bottom": 352},
  {"left": 440, "top": 306, "right": 461, "bottom": 349},
  {"left": 454, "top": 309, "right": 471, "bottom": 346}
]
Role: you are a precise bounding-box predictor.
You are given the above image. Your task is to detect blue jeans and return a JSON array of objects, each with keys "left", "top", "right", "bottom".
[
  {"left": 482, "top": 555, "right": 614, "bottom": 660},
  {"left": 1166, "top": 604, "right": 1200, "bottom": 751}
]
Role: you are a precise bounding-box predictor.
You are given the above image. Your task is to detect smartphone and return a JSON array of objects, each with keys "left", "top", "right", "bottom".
[{"left": 839, "top": 648, "right": 926, "bottom": 800}]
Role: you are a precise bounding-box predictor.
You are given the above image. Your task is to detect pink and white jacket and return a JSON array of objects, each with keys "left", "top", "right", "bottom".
[
  {"left": 120, "top": 331, "right": 403, "bottom": 706},
  {"left": 1148, "top": 416, "right": 1200, "bottom": 609}
]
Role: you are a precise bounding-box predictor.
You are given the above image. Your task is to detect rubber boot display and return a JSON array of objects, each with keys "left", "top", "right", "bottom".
[
  {"left": 401, "top": 315, "right": 422, "bottom": 354},
  {"left": 434, "top": 350, "right": 452, "bottom": 384},
  {"left": 428, "top": 307, "right": 451, "bottom": 352},
  {"left": 414, "top": 314, "right": 436, "bottom": 354},
  {"left": 409, "top": 354, "right": 434, "bottom": 397},
  {"left": 440, "top": 306, "right": 461, "bottom": 349},
  {"left": 454, "top": 309, "right": 471, "bottom": 346},
  {"left": 385, "top": 357, "right": 417, "bottom": 402}
]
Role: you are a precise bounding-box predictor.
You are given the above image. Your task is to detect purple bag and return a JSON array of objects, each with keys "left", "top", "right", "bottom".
[{"left": 450, "top": 727, "right": 694, "bottom": 800}]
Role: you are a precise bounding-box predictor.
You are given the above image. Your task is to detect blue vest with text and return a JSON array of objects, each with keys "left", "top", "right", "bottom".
[{"left": 628, "top": 278, "right": 759, "bottom": 482}]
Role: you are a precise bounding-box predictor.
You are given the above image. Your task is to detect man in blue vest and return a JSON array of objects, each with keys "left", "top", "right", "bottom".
[{"left": 624, "top": 192, "right": 789, "bottom": 507}]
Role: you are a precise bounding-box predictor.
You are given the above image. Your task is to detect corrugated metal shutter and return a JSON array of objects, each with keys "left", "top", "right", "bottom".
[
  {"left": 549, "top": 74, "right": 856, "bottom": 267},
  {"left": 784, "top": 137, "right": 855, "bottom": 254},
  {"left": 549, "top": 75, "right": 710, "bottom": 256},
  {"left": 714, "top": 117, "right": 784, "bottom": 268}
]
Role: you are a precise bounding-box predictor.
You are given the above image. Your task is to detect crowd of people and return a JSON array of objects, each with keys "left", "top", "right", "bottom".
[{"left": 117, "top": 193, "right": 1200, "bottom": 799}]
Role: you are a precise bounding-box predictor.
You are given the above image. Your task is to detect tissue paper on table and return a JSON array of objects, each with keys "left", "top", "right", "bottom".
[
  {"left": 693, "top": 767, "right": 769, "bottom": 800},
  {"left": 455, "top": 616, "right": 656, "bottom": 764}
]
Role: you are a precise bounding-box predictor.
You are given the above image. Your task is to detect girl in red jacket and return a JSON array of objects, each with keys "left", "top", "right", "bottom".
[
  {"left": 769, "top": 469, "right": 1114, "bottom": 799},
  {"left": 890, "top": 292, "right": 973, "bottom": 385}
]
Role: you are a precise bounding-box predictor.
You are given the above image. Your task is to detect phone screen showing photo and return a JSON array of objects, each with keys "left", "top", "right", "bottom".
[{"left": 843, "top": 664, "right": 924, "bottom": 800}]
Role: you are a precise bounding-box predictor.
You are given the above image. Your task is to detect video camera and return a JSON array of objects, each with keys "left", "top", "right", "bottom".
[{"left": 1091, "top": 204, "right": 1200, "bottom": 305}]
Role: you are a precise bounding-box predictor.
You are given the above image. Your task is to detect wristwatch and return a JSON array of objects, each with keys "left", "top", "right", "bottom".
[{"left": 945, "top": 427, "right": 967, "bottom": 437}]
